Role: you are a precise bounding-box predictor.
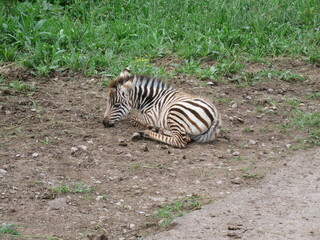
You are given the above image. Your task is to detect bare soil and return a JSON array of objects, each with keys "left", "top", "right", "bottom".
[{"left": 0, "top": 58, "right": 319, "bottom": 240}]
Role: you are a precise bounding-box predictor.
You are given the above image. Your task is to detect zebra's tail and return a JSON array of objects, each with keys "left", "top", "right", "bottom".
[{"left": 190, "top": 117, "right": 222, "bottom": 143}]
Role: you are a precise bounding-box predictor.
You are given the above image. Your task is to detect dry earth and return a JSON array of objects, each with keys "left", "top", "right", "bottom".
[{"left": 0, "top": 58, "right": 319, "bottom": 240}]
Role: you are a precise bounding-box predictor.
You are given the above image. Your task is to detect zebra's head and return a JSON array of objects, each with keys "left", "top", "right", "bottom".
[{"left": 103, "top": 69, "right": 133, "bottom": 128}]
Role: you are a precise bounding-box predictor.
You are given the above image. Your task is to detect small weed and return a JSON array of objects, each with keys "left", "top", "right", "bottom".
[
  {"left": 73, "top": 183, "right": 95, "bottom": 193},
  {"left": 255, "top": 105, "right": 264, "bottom": 113},
  {"left": 284, "top": 98, "right": 300, "bottom": 110},
  {"left": 129, "top": 163, "right": 141, "bottom": 171},
  {"left": 50, "top": 185, "right": 71, "bottom": 193},
  {"left": 243, "top": 173, "right": 263, "bottom": 179},
  {"left": 44, "top": 136, "right": 51, "bottom": 145},
  {"left": 50, "top": 183, "right": 94, "bottom": 194},
  {"left": 218, "top": 97, "right": 231, "bottom": 104},
  {"left": 152, "top": 195, "right": 203, "bottom": 228},
  {"left": 3, "top": 80, "right": 36, "bottom": 93},
  {"left": 242, "top": 127, "right": 251, "bottom": 133},
  {"left": 0, "top": 224, "right": 21, "bottom": 236},
  {"left": 306, "top": 92, "right": 320, "bottom": 100}
]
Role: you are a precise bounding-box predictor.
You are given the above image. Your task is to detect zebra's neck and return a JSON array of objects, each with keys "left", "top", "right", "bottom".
[{"left": 129, "top": 75, "right": 175, "bottom": 112}]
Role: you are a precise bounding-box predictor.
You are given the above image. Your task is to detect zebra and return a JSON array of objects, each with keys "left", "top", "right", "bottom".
[{"left": 103, "top": 68, "right": 222, "bottom": 148}]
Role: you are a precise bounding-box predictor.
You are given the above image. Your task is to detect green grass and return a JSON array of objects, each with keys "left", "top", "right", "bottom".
[
  {"left": 152, "top": 196, "right": 203, "bottom": 228},
  {"left": 50, "top": 183, "right": 95, "bottom": 194},
  {"left": 288, "top": 111, "right": 320, "bottom": 146},
  {"left": 0, "top": 78, "right": 36, "bottom": 93},
  {"left": 0, "top": 0, "right": 319, "bottom": 77},
  {"left": 0, "top": 224, "right": 20, "bottom": 236},
  {"left": 306, "top": 92, "right": 320, "bottom": 100}
]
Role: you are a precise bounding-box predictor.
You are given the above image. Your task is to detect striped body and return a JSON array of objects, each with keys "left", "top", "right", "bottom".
[{"left": 103, "top": 70, "right": 222, "bottom": 148}]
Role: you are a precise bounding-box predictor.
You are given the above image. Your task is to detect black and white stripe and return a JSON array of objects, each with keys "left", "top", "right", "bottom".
[{"left": 103, "top": 71, "right": 222, "bottom": 148}]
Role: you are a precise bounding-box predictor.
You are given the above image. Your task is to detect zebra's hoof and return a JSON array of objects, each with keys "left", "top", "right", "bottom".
[{"left": 131, "top": 132, "right": 142, "bottom": 141}]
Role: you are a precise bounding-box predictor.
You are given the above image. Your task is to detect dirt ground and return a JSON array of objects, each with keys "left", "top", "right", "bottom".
[{"left": 0, "top": 58, "right": 319, "bottom": 240}]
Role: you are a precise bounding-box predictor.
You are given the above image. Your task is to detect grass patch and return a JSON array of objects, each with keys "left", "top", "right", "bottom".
[
  {"left": 0, "top": 224, "right": 20, "bottom": 236},
  {"left": 50, "top": 183, "right": 95, "bottom": 194},
  {"left": 0, "top": 80, "right": 36, "bottom": 93},
  {"left": 0, "top": 0, "right": 319, "bottom": 76},
  {"left": 284, "top": 111, "right": 320, "bottom": 146},
  {"left": 152, "top": 195, "right": 204, "bottom": 228},
  {"left": 306, "top": 92, "right": 320, "bottom": 100}
]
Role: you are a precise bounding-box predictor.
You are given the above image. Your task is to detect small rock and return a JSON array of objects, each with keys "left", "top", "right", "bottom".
[
  {"left": 129, "top": 224, "right": 135, "bottom": 229},
  {"left": 232, "top": 151, "right": 240, "bottom": 156},
  {"left": 267, "top": 88, "right": 274, "bottom": 92},
  {"left": 142, "top": 144, "right": 148, "bottom": 152},
  {"left": 80, "top": 145, "right": 88, "bottom": 151},
  {"left": 246, "top": 96, "right": 252, "bottom": 100},
  {"left": 161, "top": 145, "right": 169, "bottom": 149},
  {"left": 118, "top": 139, "right": 128, "bottom": 146},
  {"left": 231, "top": 177, "right": 241, "bottom": 185},
  {"left": 96, "top": 195, "right": 104, "bottom": 201},
  {"left": 231, "top": 102, "right": 238, "bottom": 109},
  {"left": 32, "top": 153, "right": 39, "bottom": 158},
  {"left": 237, "top": 117, "right": 245, "bottom": 123},
  {"left": 71, "top": 147, "right": 78, "bottom": 152},
  {"left": 249, "top": 139, "right": 257, "bottom": 145},
  {"left": 207, "top": 81, "right": 217, "bottom": 86},
  {"left": 30, "top": 108, "right": 37, "bottom": 112},
  {"left": 0, "top": 169, "right": 8, "bottom": 174},
  {"left": 286, "top": 144, "right": 292, "bottom": 149},
  {"left": 48, "top": 198, "right": 67, "bottom": 210}
]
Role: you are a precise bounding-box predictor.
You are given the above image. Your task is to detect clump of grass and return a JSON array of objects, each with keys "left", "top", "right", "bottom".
[
  {"left": 306, "top": 92, "right": 320, "bottom": 100},
  {"left": 0, "top": 224, "right": 21, "bottom": 236},
  {"left": 50, "top": 183, "right": 95, "bottom": 194},
  {"left": 152, "top": 196, "right": 203, "bottom": 228},
  {"left": 1, "top": 80, "right": 36, "bottom": 93},
  {"left": 283, "top": 111, "right": 320, "bottom": 146}
]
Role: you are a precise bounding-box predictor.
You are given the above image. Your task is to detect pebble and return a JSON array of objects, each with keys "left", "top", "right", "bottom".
[
  {"left": 286, "top": 144, "right": 292, "bottom": 149},
  {"left": 232, "top": 151, "right": 240, "bottom": 156},
  {"left": 32, "top": 153, "right": 39, "bottom": 158},
  {"left": 0, "top": 169, "right": 8, "bottom": 177},
  {"left": 71, "top": 147, "right": 78, "bottom": 152},
  {"left": 142, "top": 144, "right": 149, "bottom": 152},
  {"left": 118, "top": 139, "right": 128, "bottom": 146},
  {"left": 80, "top": 145, "right": 88, "bottom": 151},
  {"left": 129, "top": 223, "right": 135, "bottom": 229},
  {"left": 231, "top": 177, "right": 241, "bottom": 185},
  {"left": 249, "top": 139, "right": 257, "bottom": 145}
]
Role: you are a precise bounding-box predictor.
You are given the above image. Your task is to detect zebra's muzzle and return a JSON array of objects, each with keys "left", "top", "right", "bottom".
[{"left": 103, "top": 119, "right": 115, "bottom": 128}]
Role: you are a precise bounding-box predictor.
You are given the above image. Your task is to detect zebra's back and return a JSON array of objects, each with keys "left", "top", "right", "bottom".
[{"left": 166, "top": 95, "right": 221, "bottom": 142}]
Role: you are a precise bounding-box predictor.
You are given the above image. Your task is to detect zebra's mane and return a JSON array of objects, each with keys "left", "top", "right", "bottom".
[
  {"left": 134, "top": 75, "right": 175, "bottom": 90},
  {"left": 108, "top": 75, "right": 134, "bottom": 89},
  {"left": 108, "top": 73, "right": 174, "bottom": 91}
]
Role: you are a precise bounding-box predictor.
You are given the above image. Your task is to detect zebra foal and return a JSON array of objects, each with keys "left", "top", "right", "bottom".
[{"left": 103, "top": 69, "right": 222, "bottom": 148}]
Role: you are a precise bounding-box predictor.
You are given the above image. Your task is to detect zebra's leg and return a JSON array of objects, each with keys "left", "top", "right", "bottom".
[
  {"left": 131, "top": 114, "right": 171, "bottom": 134},
  {"left": 140, "top": 129, "right": 190, "bottom": 148},
  {"left": 130, "top": 115, "right": 149, "bottom": 128}
]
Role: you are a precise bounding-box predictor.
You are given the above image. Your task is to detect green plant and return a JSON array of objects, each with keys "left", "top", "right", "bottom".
[
  {"left": 0, "top": 0, "right": 318, "bottom": 76},
  {"left": 0, "top": 224, "right": 20, "bottom": 236},
  {"left": 306, "top": 92, "right": 320, "bottom": 100},
  {"left": 3, "top": 80, "right": 36, "bottom": 93},
  {"left": 50, "top": 183, "right": 95, "bottom": 194},
  {"left": 152, "top": 196, "right": 203, "bottom": 228}
]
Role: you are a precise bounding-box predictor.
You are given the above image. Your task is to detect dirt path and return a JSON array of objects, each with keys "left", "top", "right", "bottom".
[{"left": 146, "top": 147, "right": 320, "bottom": 240}]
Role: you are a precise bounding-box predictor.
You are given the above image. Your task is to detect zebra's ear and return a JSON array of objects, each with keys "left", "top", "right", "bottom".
[{"left": 120, "top": 80, "right": 133, "bottom": 96}]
